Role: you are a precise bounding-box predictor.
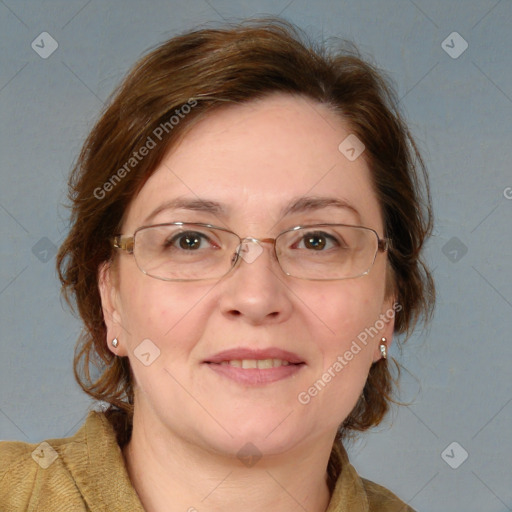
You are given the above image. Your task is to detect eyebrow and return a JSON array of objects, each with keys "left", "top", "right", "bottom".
[{"left": 142, "top": 195, "right": 361, "bottom": 224}]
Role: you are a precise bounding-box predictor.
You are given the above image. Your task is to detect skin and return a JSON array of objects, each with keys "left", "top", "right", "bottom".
[{"left": 99, "top": 93, "right": 396, "bottom": 512}]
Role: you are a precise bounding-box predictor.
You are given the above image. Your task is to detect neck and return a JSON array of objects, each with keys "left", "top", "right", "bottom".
[{"left": 122, "top": 409, "right": 334, "bottom": 512}]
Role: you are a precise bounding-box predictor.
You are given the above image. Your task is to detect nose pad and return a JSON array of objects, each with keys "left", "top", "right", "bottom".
[{"left": 236, "top": 238, "right": 264, "bottom": 264}]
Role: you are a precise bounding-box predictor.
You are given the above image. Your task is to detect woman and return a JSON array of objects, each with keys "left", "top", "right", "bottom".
[{"left": 0, "top": 18, "right": 434, "bottom": 511}]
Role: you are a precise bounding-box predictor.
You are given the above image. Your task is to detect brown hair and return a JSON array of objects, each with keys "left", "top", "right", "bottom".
[{"left": 57, "top": 17, "right": 434, "bottom": 485}]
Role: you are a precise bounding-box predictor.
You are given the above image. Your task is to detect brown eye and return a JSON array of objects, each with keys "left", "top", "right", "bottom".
[
  {"left": 164, "top": 231, "right": 208, "bottom": 250},
  {"left": 178, "top": 233, "right": 202, "bottom": 250},
  {"left": 298, "top": 231, "right": 341, "bottom": 251},
  {"left": 304, "top": 234, "right": 327, "bottom": 250}
]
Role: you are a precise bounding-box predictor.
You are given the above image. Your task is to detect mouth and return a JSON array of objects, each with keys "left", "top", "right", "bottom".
[
  {"left": 213, "top": 358, "right": 297, "bottom": 369},
  {"left": 203, "top": 348, "right": 306, "bottom": 385}
]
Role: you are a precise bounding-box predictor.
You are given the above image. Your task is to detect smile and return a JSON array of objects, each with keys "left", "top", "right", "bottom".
[
  {"left": 217, "top": 358, "right": 292, "bottom": 368},
  {"left": 204, "top": 349, "right": 305, "bottom": 385}
]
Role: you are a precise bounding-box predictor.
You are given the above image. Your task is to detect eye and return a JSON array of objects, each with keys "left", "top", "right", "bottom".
[
  {"left": 165, "top": 231, "right": 213, "bottom": 251},
  {"left": 296, "top": 231, "right": 339, "bottom": 251}
]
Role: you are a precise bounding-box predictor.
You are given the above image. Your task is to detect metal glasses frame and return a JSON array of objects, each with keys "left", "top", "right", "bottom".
[{"left": 112, "top": 221, "right": 391, "bottom": 281}]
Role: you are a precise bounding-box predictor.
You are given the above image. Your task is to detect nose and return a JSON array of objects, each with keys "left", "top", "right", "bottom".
[
  {"left": 218, "top": 238, "right": 293, "bottom": 325},
  {"left": 236, "top": 237, "right": 267, "bottom": 264}
]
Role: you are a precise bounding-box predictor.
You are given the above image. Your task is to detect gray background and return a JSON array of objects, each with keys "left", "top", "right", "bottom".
[{"left": 1, "top": 1, "right": 511, "bottom": 510}]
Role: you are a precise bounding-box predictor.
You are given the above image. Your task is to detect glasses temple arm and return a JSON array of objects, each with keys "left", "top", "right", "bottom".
[
  {"left": 378, "top": 238, "right": 392, "bottom": 252},
  {"left": 112, "top": 235, "right": 134, "bottom": 253}
]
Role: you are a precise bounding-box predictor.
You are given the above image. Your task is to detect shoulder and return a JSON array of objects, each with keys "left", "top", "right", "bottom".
[
  {"left": 361, "top": 477, "right": 416, "bottom": 512},
  {"left": 0, "top": 411, "right": 110, "bottom": 511},
  {"left": 0, "top": 437, "right": 50, "bottom": 510},
  {"left": 0, "top": 439, "right": 38, "bottom": 490},
  {"left": 328, "top": 442, "right": 416, "bottom": 512}
]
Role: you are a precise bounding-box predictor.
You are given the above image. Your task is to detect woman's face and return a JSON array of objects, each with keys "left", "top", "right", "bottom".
[{"left": 100, "top": 93, "right": 395, "bottom": 456}]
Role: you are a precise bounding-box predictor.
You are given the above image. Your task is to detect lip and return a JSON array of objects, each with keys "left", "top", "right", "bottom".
[
  {"left": 204, "top": 348, "right": 305, "bottom": 365},
  {"left": 203, "top": 347, "right": 306, "bottom": 386}
]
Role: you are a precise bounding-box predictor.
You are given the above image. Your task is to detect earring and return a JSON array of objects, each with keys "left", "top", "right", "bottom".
[
  {"left": 111, "top": 338, "right": 119, "bottom": 348},
  {"left": 379, "top": 337, "right": 387, "bottom": 359}
]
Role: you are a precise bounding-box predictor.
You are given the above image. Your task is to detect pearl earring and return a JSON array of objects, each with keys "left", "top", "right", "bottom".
[{"left": 111, "top": 338, "right": 119, "bottom": 348}]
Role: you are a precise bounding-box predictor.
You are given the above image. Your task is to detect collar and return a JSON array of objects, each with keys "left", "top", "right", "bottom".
[
  {"left": 64, "top": 411, "right": 145, "bottom": 511},
  {"left": 326, "top": 441, "right": 369, "bottom": 511}
]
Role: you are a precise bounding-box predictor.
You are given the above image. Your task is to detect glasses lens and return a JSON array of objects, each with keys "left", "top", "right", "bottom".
[
  {"left": 276, "top": 225, "right": 379, "bottom": 279},
  {"left": 133, "top": 224, "right": 238, "bottom": 281}
]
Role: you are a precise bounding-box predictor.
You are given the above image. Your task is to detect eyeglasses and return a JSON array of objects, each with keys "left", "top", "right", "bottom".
[{"left": 112, "top": 222, "right": 391, "bottom": 282}]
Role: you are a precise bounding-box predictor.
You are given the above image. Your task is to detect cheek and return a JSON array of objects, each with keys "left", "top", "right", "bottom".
[
  {"left": 117, "top": 276, "right": 216, "bottom": 400},
  {"left": 117, "top": 269, "right": 210, "bottom": 352},
  {"left": 297, "top": 285, "right": 383, "bottom": 427},
  {"left": 311, "top": 279, "right": 384, "bottom": 347}
]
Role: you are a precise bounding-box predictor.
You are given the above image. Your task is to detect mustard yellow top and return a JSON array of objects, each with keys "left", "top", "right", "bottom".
[{"left": 0, "top": 411, "right": 415, "bottom": 511}]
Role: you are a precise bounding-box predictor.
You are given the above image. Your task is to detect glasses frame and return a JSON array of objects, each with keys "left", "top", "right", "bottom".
[{"left": 112, "top": 221, "right": 391, "bottom": 282}]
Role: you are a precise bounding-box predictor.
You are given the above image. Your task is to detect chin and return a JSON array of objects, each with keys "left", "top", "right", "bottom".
[
  {"left": 227, "top": 415, "right": 309, "bottom": 455},
  {"left": 186, "top": 412, "right": 304, "bottom": 458}
]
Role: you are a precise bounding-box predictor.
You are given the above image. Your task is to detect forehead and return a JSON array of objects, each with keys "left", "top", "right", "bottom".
[{"left": 123, "top": 93, "right": 382, "bottom": 233}]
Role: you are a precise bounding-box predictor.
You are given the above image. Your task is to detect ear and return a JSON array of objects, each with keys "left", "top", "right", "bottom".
[
  {"left": 98, "top": 261, "right": 128, "bottom": 357},
  {"left": 371, "top": 295, "right": 399, "bottom": 362}
]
